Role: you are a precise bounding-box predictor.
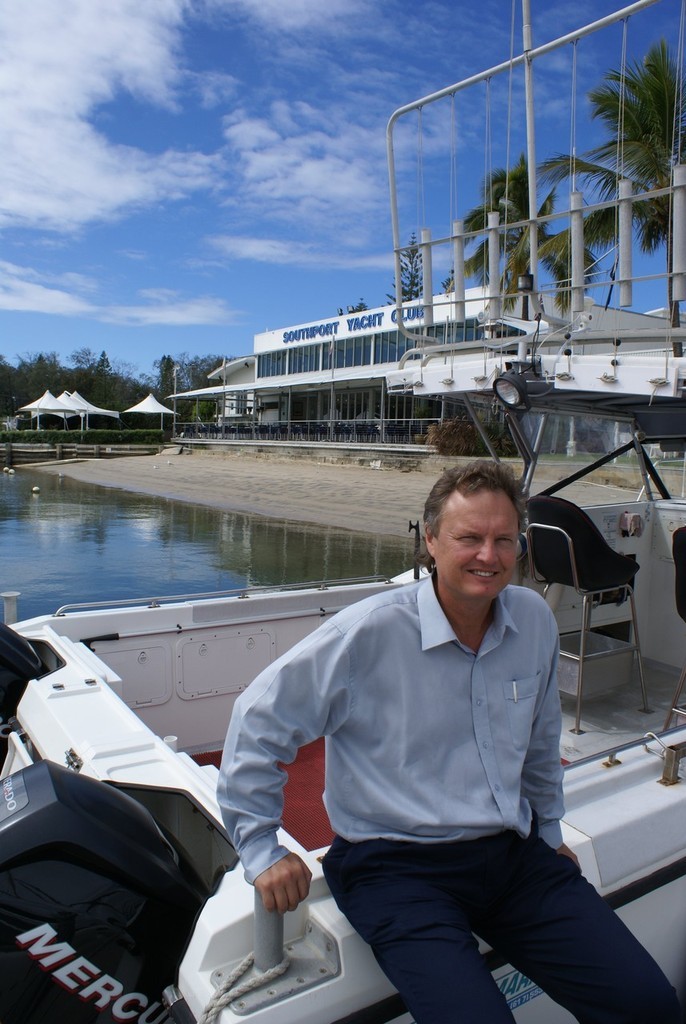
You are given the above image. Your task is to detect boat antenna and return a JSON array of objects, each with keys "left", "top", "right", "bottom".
[
  {"left": 678, "top": 0, "right": 686, "bottom": 161},
  {"left": 568, "top": 37, "right": 579, "bottom": 309},
  {"left": 600, "top": 18, "right": 630, "bottom": 312},
  {"left": 481, "top": 77, "right": 493, "bottom": 309},
  {"left": 500, "top": 0, "right": 517, "bottom": 314},
  {"left": 669, "top": 0, "right": 686, "bottom": 348},
  {"left": 615, "top": 19, "right": 629, "bottom": 185},
  {"left": 569, "top": 39, "right": 578, "bottom": 195},
  {"left": 416, "top": 107, "right": 426, "bottom": 246},
  {"left": 522, "top": 0, "right": 538, "bottom": 365}
]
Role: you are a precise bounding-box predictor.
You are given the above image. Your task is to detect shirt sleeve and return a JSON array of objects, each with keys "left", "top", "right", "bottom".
[
  {"left": 217, "top": 618, "right": 352, "bottom": 883},
  {"left": 521, "top": 603, "right": 565, "bottom": 849}
]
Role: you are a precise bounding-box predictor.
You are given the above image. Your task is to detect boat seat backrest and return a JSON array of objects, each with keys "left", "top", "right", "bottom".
[
  {"left": 526, "top": 494, "right": 639, "bottom": 595},
  {"left": 664, "top": 527, "right": 686, "bottom": 728},
  {"left": 673, "top": 527, "right": 686, "bottom": 624}
]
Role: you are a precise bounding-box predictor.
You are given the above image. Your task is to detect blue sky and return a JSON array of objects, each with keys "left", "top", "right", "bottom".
[{"left": 0, "top": 0, "right": 681, "bottom": 377}]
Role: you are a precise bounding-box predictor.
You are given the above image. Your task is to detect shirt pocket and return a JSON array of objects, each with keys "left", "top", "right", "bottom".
[{"left": 500, "top": 674, "right": 540, "bottom": 751}]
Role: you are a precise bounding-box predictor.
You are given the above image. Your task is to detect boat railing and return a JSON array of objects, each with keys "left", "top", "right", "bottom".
[
  {"left": 390, "top": 182, "right": 685, "bottom": 357},
  {"left": 564, "top": 724, "right": 686, "bottom": 775},
  {"left": 51, "top": 575, "right": 397, "bottom": 618},
  {"left": 387, "top": 0, "right": 683, "bottom": 358}
]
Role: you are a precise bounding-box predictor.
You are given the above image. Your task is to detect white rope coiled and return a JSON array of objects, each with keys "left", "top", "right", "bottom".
[{"left": 198, "top": 951, "right": 290, "bottom": 1024}]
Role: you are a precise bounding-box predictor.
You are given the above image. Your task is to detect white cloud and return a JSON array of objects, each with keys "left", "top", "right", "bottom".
[
  {"left": 0, "top": 0, "right": 395, "bottom": 250},
  {"left": 0, "top": 260, "right": 236, "bottom": 326},
  {"left": 0, "top": 0, "right": 222, "bottom": 233},
  {"left": 0, "top": 0, "right": 186, "bottom": 115},
  {"left": 220, "top": 102, "right": 385, "bottom": 230},
  {"left": 206, "top": 0, "right": 371, "bottom": 33},
  {"left": 0, "top": 261, "right": 97, "bottom": 315},
  {"left": 209, "top": 235, "right": 319, "bottom": 264},
  {"left": 102, "top": 294, "right": 238, "bottom": 326},
  {"left": 2, "top": 122, "right": 221, "bottom": 233},
  {"left": 191, "top": 69, "right": 240, "bottom": 108},
  {"left": 208, "top": 234, "right": 392, "bottom": 272}
]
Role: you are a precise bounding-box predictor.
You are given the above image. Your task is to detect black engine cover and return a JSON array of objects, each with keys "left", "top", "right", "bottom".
[{"left": 0, "top": 760, "right": 203, "bottom": 1023}]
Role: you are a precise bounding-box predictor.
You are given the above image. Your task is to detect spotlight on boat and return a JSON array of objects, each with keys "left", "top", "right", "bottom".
[{"left": 493, "top": 363, "right": 553, "bottom": 410}]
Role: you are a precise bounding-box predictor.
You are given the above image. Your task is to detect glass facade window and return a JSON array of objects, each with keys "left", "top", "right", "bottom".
[
  {"left": 372, "top": 331, "right": 418, "bottom": 365},
  {"left": 337, "top": 390, "right": 375, "bottom": 420},
  {"left": 257, "top": 350, "right": 288, "bottom": 378},
  {"left": 322, "top": 335, "right": 373, "bottom": 370},
  {"left": 403, "top": 318, "right": 487, "bottom": 345},
  {"left": 288, "top": 345, "right": 321, "bottom": 375}
]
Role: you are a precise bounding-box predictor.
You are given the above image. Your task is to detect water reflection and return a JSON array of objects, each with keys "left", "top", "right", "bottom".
[{"left": 1, "top": 470, "right": 411, "bottom": 621}]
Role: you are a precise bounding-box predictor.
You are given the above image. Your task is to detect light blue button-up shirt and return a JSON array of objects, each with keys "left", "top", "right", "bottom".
[{"left": 218, "top": 576, "right": 564, "bottom": 883}]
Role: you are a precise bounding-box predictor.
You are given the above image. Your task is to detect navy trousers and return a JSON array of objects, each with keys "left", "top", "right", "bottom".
[{"left": 322, "top": 827, "right": 681, "bottom": 1023}]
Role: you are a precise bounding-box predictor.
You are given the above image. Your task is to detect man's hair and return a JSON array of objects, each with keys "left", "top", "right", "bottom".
[{"left": 419, "top": 460, "right": 524, "bottom": 571}]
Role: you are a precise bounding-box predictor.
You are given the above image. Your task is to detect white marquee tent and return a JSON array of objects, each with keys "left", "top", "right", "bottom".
[
  {"left": 19, "top": 390, "right": 120, "bottom": 429},
  {"left": 18, "top": 391, "right": 73, "bottom": 428},
  {"left": 57, "top": 391, "right": 119, "bottom": 428},
  {"left": 124, "top": 394, "right": 174, "bottom": 429}
]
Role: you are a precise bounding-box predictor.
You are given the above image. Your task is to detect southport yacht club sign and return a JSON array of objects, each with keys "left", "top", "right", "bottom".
[{"left": 281, "top": 304, "right": 425, "bottom": 345}]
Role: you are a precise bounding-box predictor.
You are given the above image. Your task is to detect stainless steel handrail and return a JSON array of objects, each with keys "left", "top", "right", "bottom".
[{"left": 52, "top": 575, "right": 395, "bottom": 617}]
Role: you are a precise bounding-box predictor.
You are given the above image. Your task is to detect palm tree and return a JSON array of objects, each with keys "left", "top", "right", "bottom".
[
  {"left": 540, "top": 40, "right": 686, "bottom": 327},
  {"left": 457, "top": 154, "right": 590, "bottom": 319}
]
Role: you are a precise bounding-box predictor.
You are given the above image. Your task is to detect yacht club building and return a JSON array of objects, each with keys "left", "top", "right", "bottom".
[{"left": 176, "top": 287, "right": 528, "bottom": 442}]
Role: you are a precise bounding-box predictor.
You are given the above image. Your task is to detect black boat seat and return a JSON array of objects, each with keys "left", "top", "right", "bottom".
[
  {"left": 664, "top": 527, "right": 686, "bottom": 729},
  {"left": 526, "top": 494, "right": 649, "bottom": 734}
]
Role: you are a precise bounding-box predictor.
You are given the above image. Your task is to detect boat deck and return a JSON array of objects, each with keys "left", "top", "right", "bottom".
[
  {"left": 558, "top": 660, "right": 677, "bottom": 763},
  {"left": 195, "top": 739, "right": 333, "bottom": 852}
]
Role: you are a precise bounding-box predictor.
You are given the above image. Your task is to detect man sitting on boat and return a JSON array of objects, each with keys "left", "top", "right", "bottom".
[{"left": 218, "top": 460, "right": 680, "bottom": 1023}]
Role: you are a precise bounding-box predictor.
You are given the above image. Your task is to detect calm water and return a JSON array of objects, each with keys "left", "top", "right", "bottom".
[{"left": 0, "top": 469, "right": 413, "bottom": 622}]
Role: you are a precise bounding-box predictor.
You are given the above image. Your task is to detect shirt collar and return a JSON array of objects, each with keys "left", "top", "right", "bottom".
[{"left": 416, "top": 575, "right": 519, "bottom": 652}]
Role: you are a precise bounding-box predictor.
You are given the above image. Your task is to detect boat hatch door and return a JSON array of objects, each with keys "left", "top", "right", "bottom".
[
  {"left": 177, "top": 630, "right": 274, "bottom": 698},
  {"left": 90, "top": 639, "right": 171, "bottom": 707}
]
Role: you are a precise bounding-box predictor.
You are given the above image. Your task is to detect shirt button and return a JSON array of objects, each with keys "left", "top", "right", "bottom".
[
  {"left": 483, "top": 741, "right": 489, "bottom": 749},
  {"left": 476, "top": 699, "right": 482, "bottom": 706}
]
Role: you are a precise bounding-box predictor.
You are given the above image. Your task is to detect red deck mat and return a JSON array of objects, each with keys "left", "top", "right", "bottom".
[{"left": 193, "top": 737, "right": 334, "bottom": 852}]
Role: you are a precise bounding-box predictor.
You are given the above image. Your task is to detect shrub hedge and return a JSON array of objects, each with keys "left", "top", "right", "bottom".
[
  {"left": 0, "top": 428, "right": 164, "bottom": 444},
  {"left": 426, "top": 418, "right": 517, "bottom": 458},
  {"left": 0, "top": 429, "right": 164, "bottom": 445}
]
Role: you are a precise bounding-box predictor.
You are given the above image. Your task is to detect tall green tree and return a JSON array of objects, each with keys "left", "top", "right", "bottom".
[
  {"left": 186, "top": 354, "right": 225, "bottom": 390},
  {"left": 89, "top": 351, "right": 113, "bottom": 408},
  {"left": 13, "top": 352, "right": 64, "bottom": 409},
  {"left": 540, "top": 39, "right": 686, "bottom": 326},
  {"left": 155, "top": 355, "right": 178, "bottom": 399},
  {"left": 0, "top": 356, "right": 16, "bottom": 417},
  {"left": 457, "top": 153, "right": 592, "bottom": 319},
  {"left": 387, "top": 232, "right": 422, "bottom": 304},
  {"left": 69, "top": 347, "right": 100, "bottom": 398}
]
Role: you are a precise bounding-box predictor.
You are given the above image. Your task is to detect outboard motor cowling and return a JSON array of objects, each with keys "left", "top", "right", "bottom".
[
  {"left": 0, "top": 760, "right": 204, "bottom": 1024},
  {"left": 0, "top": 622, "right": 44, "bottom": 727}
]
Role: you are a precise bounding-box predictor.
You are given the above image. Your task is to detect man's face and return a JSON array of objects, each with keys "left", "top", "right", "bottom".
[{"left": 425, "top": 487, "right": 519, "bottom": 608}]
